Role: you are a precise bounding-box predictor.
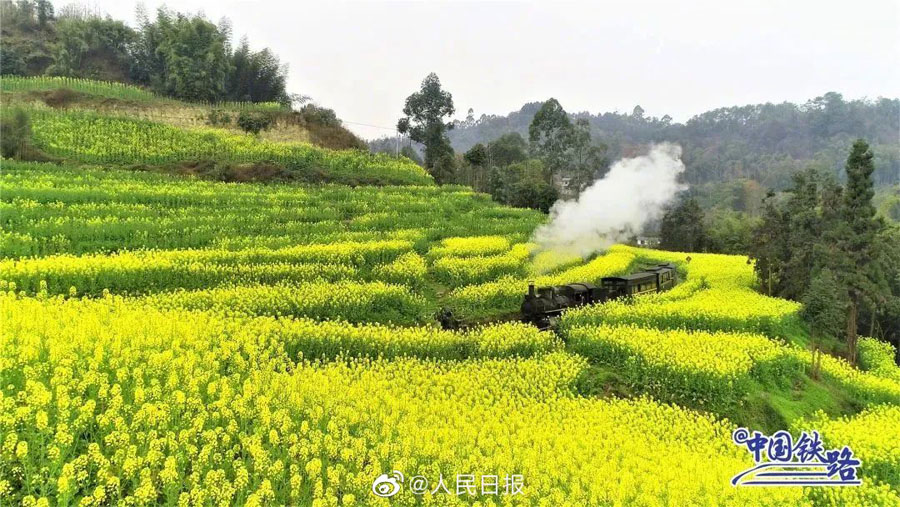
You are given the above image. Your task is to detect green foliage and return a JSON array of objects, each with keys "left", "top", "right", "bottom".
[
  {"left": 397, "top": 72, "right": 455, "bottom": 180},
  {"left": 749, "top": 140, "right": 897, "bottom": 360},
  {"left": 1, "top": 2, "right": 291, "bottom": 104},
  {"left": 236, "top": 111, "right": 274, "bottom": 135},
  {"left": 528, "top": 98, "right": 573, "bottom": 177},
  {"left": 527, "top": 99, "right": 608, "bottom": 193},
  {"left": 226, "top": 38, "right": 289, "bottom": 104},
  {"left": 48, "top": 15, "right": 135, "bottom": 81},
  {"left": 463, "top": 143, "right": 487, "bottom": 167},
  {"left": 487, "top": 159, "right": 558, "bottom": 212},
  {"left": 448, "top": 94, "right": 900, "bottom": 188},
  {"left": 705, "top": 209, "right": 758, "bottom": 254},
  {"left": 0, "top": 107, "right": 32, "bottom": 158},
  {"left": 750, "top": 192, "right": 790, "bottom": 296},
  {"left": 660, "top": 197, "right": 708, "bottom": 252},
  {"left": 568, "top": 118, "right": 608, "bottom": 192},
  {"left": 206, "top": 109, "right": 232, "bottom": 127},
  {"left": 486, "top": 132, "right": 528, "bottom": 167},
  {"left": 25, "top": 110, "right": 432, "bottom": 186},
  {"left": 802, "top": 269, "right": 848, "bottom": 343}
]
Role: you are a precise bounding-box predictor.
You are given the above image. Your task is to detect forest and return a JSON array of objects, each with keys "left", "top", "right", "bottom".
[
  {"left": 445, "top": 94, "right": 900, "bottom": 189},
  {"left": 0, "top": 0, "right": 293, "bottom": 104}
]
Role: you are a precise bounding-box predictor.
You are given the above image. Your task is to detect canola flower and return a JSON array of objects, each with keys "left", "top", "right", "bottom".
[
  {"left": 561, "top": 245, "right": 802, "bottom": 337},
  {"left": 565, "top": 323, "right": 800, "bottom": 410},
  {"left": 432, "top": 244, "right": 531, "bottom": 288},
  {"left": 859, "top": 337, "right": 900, "bottom": 383},
  {"left": 370, "top": 252, "right": 428, "bottom": 290},
  {"left": 27, "top": 110, "right": 433, "bottom": 186},
  {"left": 528, "top": 249, "right": 584, "bottom": 275},
  {"left": 2, "top": 162, "right": 898, "bottom": 506},
  {"left": 426, "top": 236, "right": 512, "bottom": 258},
  {"left": 562, "top": 287, "right": 802, "bottom": 337},
  {"left": 143, "top": 281, "right": 428, "bottom": 325},
  {"left": 794, "top": 405, "right": 900, "bottom": 500},
  {"left": 1, "top": 76, "right": 286, "bottom": 111},
  {"left": 1, "top": 162, "right": 544, "bottom": 258},
  {"left": 0, "top": 293, "right": 809, "bottom": 505},
  {"left": 0, "top": 240, "right": 411, "bottom": 296}
]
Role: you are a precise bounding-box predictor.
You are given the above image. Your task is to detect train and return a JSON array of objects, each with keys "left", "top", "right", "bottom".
[{"left": 520, "top": 263, "right": 678, "bottom": 329}]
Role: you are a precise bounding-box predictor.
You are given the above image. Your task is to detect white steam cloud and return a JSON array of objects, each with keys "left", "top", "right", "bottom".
[{"left": 531, "top": 143, "right": 687, "bottom": 257}]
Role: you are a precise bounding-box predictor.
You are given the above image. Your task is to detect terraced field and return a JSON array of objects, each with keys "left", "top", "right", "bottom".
[{"left": 2, "top": 160, "right": 899, "bottom": 505}]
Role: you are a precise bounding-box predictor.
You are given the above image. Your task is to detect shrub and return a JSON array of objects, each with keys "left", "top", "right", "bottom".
[
  {"left": 236, "top": 111, "right": 275, "bottom": 134},
  {"left": 0, "top": 107, "right": 32, "bottom": 158}
]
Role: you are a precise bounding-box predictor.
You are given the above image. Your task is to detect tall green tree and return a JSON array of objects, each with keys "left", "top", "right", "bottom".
[
  {"left": 226, "top": 37, "right": 289, "bottom": 104},
  {"left": 750, "top": 192, "right": 791, "bottom": 295},
  {"left": 397, "top": 73, "right": 455, "bottom": 183},
  {"left": 660, "top": 198, "right": 708, "bottom": 252},
  {"left": 132, "top": 9, "right": 231, "bottom": 102},
  {"left": 802, "top": 269, "right": 848, "bottom": 379},
  {"left": 528, "top": 98, "right": 574, "bottom": 178},
  {"left": 782, "top": 170, "right": 821, "bottom": 300},
  {"left": 836, "top": 139, "right": 890, "bottom": 364},
  {"left": 49, "top": 16, "right": 135, "bottom": 81},
  {"left": 569, "top": 118, "right": 608, "bottom": 191},
  {"left": 486, "top": 132, "right": 528, "bottom": 167},
  {"left": 461, "top": 143, "right": 486, "bottom": 189}
]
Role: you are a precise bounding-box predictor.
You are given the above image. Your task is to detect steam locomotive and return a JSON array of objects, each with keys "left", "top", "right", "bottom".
[{"left": 521, "top": 263, "right": 677, "bottom": 329}]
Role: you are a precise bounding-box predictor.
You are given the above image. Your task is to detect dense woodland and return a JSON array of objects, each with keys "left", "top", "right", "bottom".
[
  {"left": 1, "top": 0, "right": 293, "bottom": 104},
  {"left": 447, "top": 95, "right": 900, "bottom": 189}
]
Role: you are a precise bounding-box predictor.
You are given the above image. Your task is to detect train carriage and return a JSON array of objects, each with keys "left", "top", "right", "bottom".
[{"left": 521, "top": 263, "right": 677, "bottom": 329}]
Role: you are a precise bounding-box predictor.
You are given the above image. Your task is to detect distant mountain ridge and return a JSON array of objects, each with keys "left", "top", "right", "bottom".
[{"left": 447, "top": 93, "right": 900, "bottom": 189}]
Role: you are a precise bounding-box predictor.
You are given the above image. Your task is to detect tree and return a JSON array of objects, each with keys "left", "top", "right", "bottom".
[
  {"left": 226, "top": 38, "right": 290, "bottom": 104},
  {"left": 782, "top": 169, "right": 821, "bottom": 300},
  {"left": 568, "top": 118, "right": 608, "bottom": 191},
  {"left": 528, "top": 98, "right": 574, "bottom": 178},
  {"left": 461, "top": 143, "right": 488, "bottom": 190},
  {"left": 486, "top": 132, "right": 528, "bottom": 167},
  {"left": 706, "top": 210, "right": 757, "bottom": 254},
  {"left": 131, "top": 9, "right": 231, "bottom": 102},
  {"left": 0, "top": 107, "right": 32, "bottom": 158},
  {"left": 749, "top": 192, "right": 791, "bottom": 295},
  {"left": 802, "top": 269, "right": 848, "bottom": 379},
  {"left": 632, "top": 105, "right": 645, "bottom": 120},
  {"left": 836, "top": 139, "right": 890, "bottom": 364},
  {"left": 400, "top": 145, "right": 423, "bottom": 166},
  {"left": 35, "top": 0, "right": 53, "bottom": 27},
  {"left": 660, "top": 198, "right": 708, "bottom": 252},
  {"left": 157, "top": 13, "right": 231, "bottom": 101},
  {"left": 49, "top": 16, "right": 136, "bottom": 81},
  {"left": 463, "top": 143, "right": 487, "bottom": 167},
  {"left": 397, "top": 73, "right": 455, "bottom": 182},
  {"left": 430, "top": 152, "right": 457, "bottom": 186},
  {"left": 487, "top": 159, "right": 557, "bottom": 212}
]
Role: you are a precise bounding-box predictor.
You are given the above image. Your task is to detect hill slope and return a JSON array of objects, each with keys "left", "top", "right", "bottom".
[
  {"left": 449, "top": 94, "right": 900, "bottom": 189},
  {"left": 2, "top": 76, "right": 367, "bottom": 150},
  {"left": 2, "top": 160, "right": 899, "bottom": 504},
  {"left": 1, "top": 77, "right": 428, "bottom": 185}
]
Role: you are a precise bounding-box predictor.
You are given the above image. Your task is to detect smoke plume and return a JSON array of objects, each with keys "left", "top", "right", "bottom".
[{"left": 531, "top": 143, "right": 687, "bottom": 257}]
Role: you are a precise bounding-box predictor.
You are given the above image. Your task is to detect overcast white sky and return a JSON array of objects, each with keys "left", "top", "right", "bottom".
[{"left": 65, "top": 0, "right": 900, "bottom": 139}]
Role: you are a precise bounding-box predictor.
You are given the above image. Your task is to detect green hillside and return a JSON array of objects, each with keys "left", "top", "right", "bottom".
[
  {"left": 1, "top": 77, "right": 429, "bottom": 186},
  {"left": 2, "top": 157, "right": 899, "bottom": 504},
  {"left": 1, "top": 70, "right": 899, "bottom": 507}
]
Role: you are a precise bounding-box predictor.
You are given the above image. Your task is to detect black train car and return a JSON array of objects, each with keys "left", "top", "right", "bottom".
[{"left": 521, "top": 263, "right": 677, "bottom": 328}]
